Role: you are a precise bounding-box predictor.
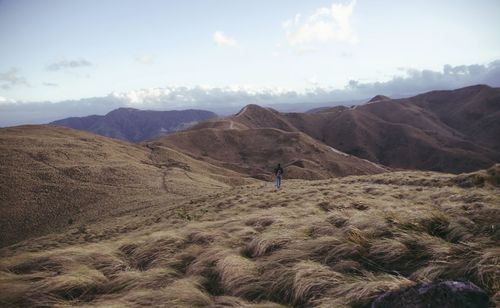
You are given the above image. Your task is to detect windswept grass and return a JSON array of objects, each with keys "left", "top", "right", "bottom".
[{"left": 1, "top": 167, "right": 499, "bottom": 307}]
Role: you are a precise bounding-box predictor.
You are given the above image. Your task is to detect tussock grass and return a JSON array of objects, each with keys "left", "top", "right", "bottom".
[
  {"left": 307, "top": 236, "right": 361, "bottom": 265},
  {"left": 27, "top": 264, "right": 107, "bottom": 304},
  {"left": 242, "top": 234, "right": 292, "bottom": 258},
  {"left": 0, "top": 271, "right": 43, "bottom": 305},
  {"left": 326, "top": 212, "right": 349, "bottom": 227},
  {"left": 409, "top": 261, "right": 454, "bottom": 282},
  {"left": 104, "top": 267, "right": 178, "bottom": 293},
  {"left": 1, "top": 168, "right": 499, "bottom": 306},
  {"left": 186, "top": 229, "right": 226, "bottom": 245},
  {"left": 118, "top": 232, "right": 186, "bottom": 270},
  {"left": 467, "top": 247, "right": 500, "bottom": 293},
  {"left": 185, "top": 247, "right": 232, "bottom": 295},
  {"left": 288, "top": 261, "right": 345, "bottom": 306},
  {"left": 210, "top": 295, "right": 286, "bottom": 307},
  {"left": 307, "top": 221, "right": 339, "bottom": 238},
  {"left": 367, "top": 238, "right": 410, "bottom": 265},
  {"left": 317, "top": 273, "right": 413, "bottom": 307},
  {"left": 95, "top": 277, "right": 213, "bottom": 307},
  {"left": 215, "top": 255, "right": 263, "bottom": 299}
]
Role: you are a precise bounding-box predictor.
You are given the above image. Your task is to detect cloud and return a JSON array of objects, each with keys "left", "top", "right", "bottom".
[
  {"left": 307, "top": 75, "right": 319, "bottom": 86},
  {"left": 345, "top": 60, "right": 500, "bottom": 97},
  {"left": 135, "top": 54, "right": 155, "bottom": 65},
  {"left": 213, "top": 31, "right": 237, "bottom": 47},
  {"left": 296, "top": 45, "right": 320, "bottom": 55},
  {"left": 2, "top": 60, "right": 499, "bottom": 127},
  {"left": 340, "top": 51, "right": 353, "bottom": 57},
  {"left": 283, "top": 0, "right": 357, "bottom": 47},
  {"left": 0, "top": 68, "right": 29, "bottom": 90},
  {"left": 0, "top": 96, "right": 15, "bottom": 104},
  {"left": 42, "top": 82, "right": 59, "bottom": 87},
  {"left": 46, "top": 59, "right": 92, "bottom": 71}
]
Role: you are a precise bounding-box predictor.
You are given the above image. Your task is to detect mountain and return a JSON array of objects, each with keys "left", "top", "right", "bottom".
[
  {"left": 409, "top": 85, "right": 500, "bottom": 153},
  {"left": 50, "top": 108, "right": 217, "bottom": 142},
  {"left": 0, "top": 125, "right": 254, "bottom": 246},
  {"left": 150, "top": 104, "right": 387, "bottom": 180},
  {"left": 150, "top": 126, "right": 387, "bottom": 181},
  {"left": 48, "top": 85, "right": 499, "bottom": 173},
  {"left": 366, "top": 94, "right": 391, "bottom": 103},
  {"left": 193, "top": 85, "right": 499, "bottom": 173},
  {"left": 298, "top": 85, "right": 500, "bottom": 173}
]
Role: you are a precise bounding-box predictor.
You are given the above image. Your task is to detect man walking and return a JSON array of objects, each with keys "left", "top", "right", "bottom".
[{"left": 274, "top": 163, "right": 284, "bottom": 190}]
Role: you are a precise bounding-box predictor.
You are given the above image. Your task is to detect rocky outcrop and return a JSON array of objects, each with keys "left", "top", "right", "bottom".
[{"left": 371, "top": 280, "right": 490, "bottom": 308}]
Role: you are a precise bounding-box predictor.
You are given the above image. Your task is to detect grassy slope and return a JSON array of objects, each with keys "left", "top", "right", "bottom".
[
  {"left": 1, "top": 167, "right": 498, "bottom": 307},
  {"left": 0, "top": 125, "right": 256, "bottom": 247},
  {"left": 152, "top": 127, "right": 387, "bottom": 181}
]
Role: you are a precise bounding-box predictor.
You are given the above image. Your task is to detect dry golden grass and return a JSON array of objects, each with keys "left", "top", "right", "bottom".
[
  {"left": 0, "top": 165, "right": 499, "bottom": 307},
  {"left": 0, "top": 125, "right": 256, "bottom": 246}
]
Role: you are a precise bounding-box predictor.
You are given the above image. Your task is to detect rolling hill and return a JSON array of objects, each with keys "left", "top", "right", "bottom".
[
  {"left": 191, "top": 85, "right": 499, "bottom": 173},
  {"left": 0, "top": 125, "right": 254, "bottom": 247},
  {"left": 50, "top": 108, "right": 217, "bottom": 142},
  {"left": 150, "top": 126, "right": 387, "bottom": 181}
]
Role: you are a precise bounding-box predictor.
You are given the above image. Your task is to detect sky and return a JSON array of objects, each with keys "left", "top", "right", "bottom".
[{"left": 0, "top": 0, "right": 500, "bottom": 126}]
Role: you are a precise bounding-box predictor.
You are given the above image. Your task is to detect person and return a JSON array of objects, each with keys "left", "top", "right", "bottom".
[{"left": 274, "top": 163, "right": 284, "bottom": 189}]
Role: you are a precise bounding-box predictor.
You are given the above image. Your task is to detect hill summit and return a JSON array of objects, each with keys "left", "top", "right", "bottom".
[{"left": 367, "top": 95, "right": 391, "bottom": 103}]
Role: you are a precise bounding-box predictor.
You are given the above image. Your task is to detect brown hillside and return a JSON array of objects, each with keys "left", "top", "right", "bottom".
[
  {"left": 307, "top": 101, "right": 497, "bottom": 172},
  {"left": 0, "top": 125, "right": 255, "bottom": 246},
  {"left": 200, "top": 85, "right": 499, "bottom": 173},
  {"left": 150, "top": 127, "right": 387, "bottom": 180},
  {"left": 409, "top": 85, "right": 500, "bottom": 152}
]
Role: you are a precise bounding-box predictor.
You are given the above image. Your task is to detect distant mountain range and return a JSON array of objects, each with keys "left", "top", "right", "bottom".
[
  {"left": 48, "top": 85, "right": 499, "bottom": 174},
  {"left": 158, "top": 84, "right": 499, "bottom": 174},
  {"left": 50, "top": 108, "right": 217, "bottom": 142}
]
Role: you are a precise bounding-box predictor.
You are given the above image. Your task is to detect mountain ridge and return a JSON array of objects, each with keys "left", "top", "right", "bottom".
[
  {"left": 50, "top": 108, "right": 217, "bottom": 143},
  {"left": 186, "top": 85, "right": 499, "bottom": 173}
]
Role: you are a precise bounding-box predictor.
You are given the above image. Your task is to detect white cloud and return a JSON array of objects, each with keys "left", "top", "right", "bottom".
[
  {"left": 0, "top": 96, "right": 15, "bottom": 104},
  {"left": 2, "top": 60, "right": 499, "bottom": 127},
  {"left": 283, "top": 0, "right": 357, "bottom": 47},
  {"left": 0, "top": 68, "right": 29, "bottom": 90},
  {"left": 213, "top": 31, "right": 237, "bottom": 47},
  {"left": 307, "top": 75, "right": 319, "bottom": 86},
  {"left": 345, "top": 60, "right": 500, "bottom": 97},
  {"left": 46, "top": 59, "right": 92, "bottom": 71},
  {"left": 135, "top": 54, "right": 155, "bottom": 65},
  {"left": 296, "top": 45, "right": 320, "bottom": 55}
]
